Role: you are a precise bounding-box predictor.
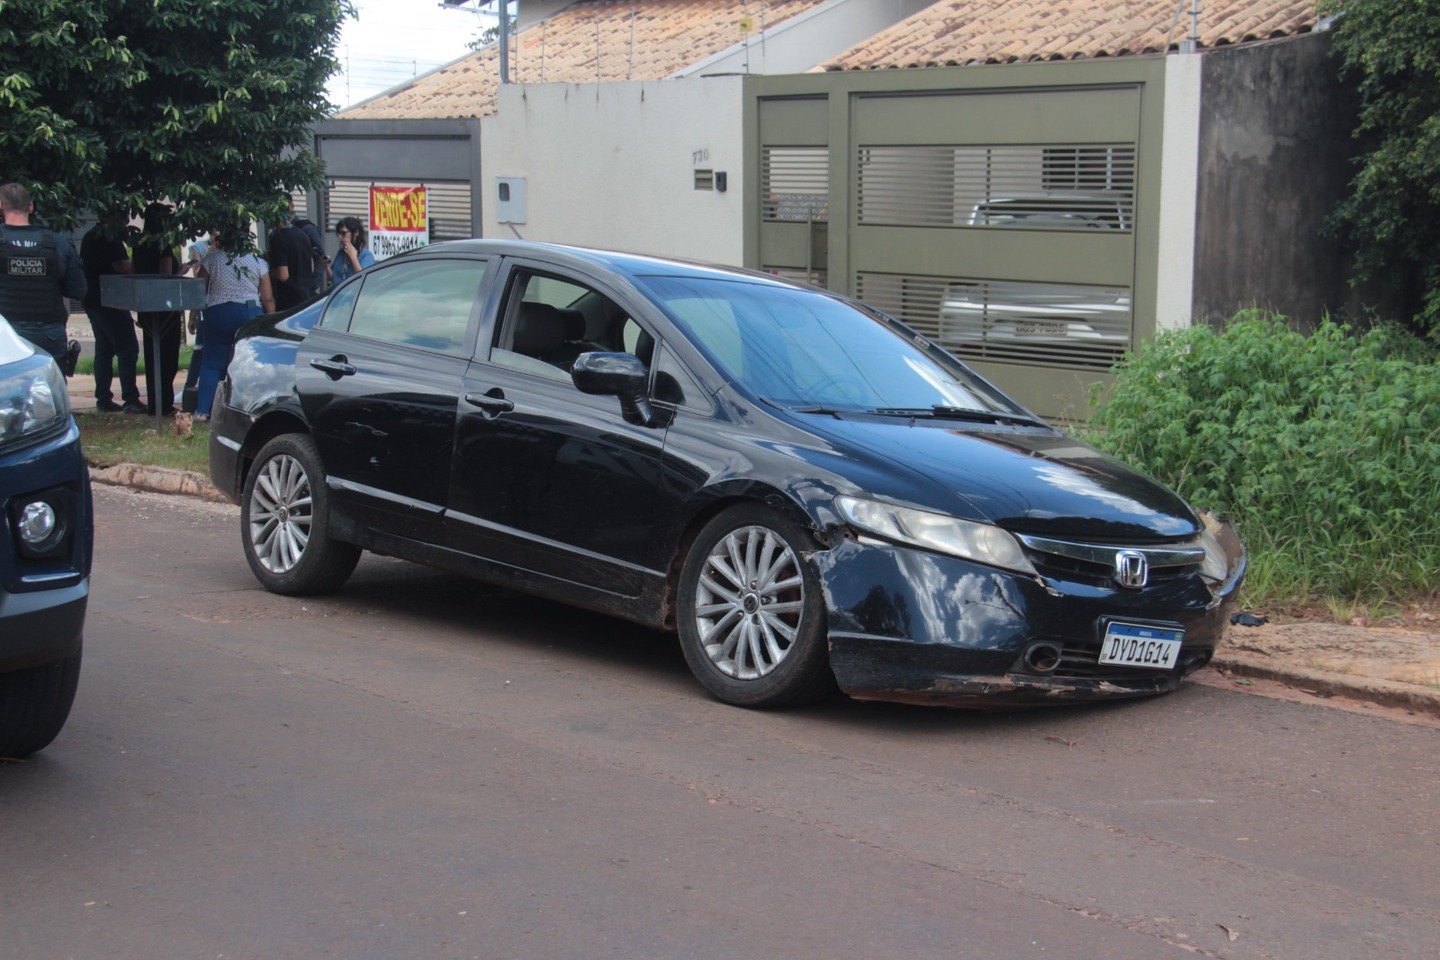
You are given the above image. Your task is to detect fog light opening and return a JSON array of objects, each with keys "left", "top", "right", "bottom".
[
  {"left": 18, "top": 501, "right": 58, "bottom": 546},
  {"left": 1023, "top": 641, "right": 1062, "bottom": 674}
]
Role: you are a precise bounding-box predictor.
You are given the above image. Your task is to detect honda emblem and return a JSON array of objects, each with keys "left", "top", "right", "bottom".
[{"left": 1114, "top": 550, "right": 1148, "bottom": 589}]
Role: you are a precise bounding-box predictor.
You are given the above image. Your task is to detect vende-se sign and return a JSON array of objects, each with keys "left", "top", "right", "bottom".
[{"left": 370, "top": 185, "right": 430, "bottom": 261}]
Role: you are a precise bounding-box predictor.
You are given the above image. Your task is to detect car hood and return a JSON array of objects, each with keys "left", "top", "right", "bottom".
[
  {"left": 801, "top": 415, "right": 1200, "bottom": 541},
  {"left": 0, "top": 315, "right": 35, "bottom": 364}
]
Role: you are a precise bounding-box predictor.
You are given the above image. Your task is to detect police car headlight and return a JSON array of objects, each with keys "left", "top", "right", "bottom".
[
  {"left": 836, "top": 495, "right": 1037, "bottom": 576},
  {"left": 0, "top": 353, "right": 70, "bottom": 447}
]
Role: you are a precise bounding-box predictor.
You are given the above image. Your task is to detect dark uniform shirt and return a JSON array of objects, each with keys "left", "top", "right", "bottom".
[{"left": 0, "top": 224, "right": 86, "bottom": 361}]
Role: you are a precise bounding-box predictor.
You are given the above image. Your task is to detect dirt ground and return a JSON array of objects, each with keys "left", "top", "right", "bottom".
[
  {"left": 1224, "top": 619, "right": 1440, "bottom": 686},
  {"left": 1211, "top": 598, "right": 1440, "bottom": 726}
]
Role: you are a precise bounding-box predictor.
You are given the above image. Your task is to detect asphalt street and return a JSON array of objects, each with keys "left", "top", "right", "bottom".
[{"left": 2, "top": 485, "right": 1437, "bottom": 959}]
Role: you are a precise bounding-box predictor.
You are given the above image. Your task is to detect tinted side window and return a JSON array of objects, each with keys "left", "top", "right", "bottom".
[
  {"left": 493, "top": 270, "right": 645, "bottom": 380},
  {"left": 320, "top": 277, "right": 360, "bottom": 331},
  {"left": 345, "top": 259, "right": 489, "bottom": 354}
]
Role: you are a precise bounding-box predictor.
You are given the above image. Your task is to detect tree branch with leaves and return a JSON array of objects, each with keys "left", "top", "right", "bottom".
[
  {"left": 1320, "top": 0, "right": 1440, "bottom": 337},
  {"left": 0, "top": 0, "right": 352, "bottom": 252}
]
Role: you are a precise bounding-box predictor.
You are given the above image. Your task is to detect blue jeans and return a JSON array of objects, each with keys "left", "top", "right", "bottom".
[
  {"left": 87, "top": 305, "right": 140, "bottom": 406},
  {"left": 196, "top": 300, "right": 260, "bottom": 416}
]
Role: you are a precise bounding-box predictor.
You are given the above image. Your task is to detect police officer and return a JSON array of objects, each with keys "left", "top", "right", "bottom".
[{"left": 0, "top": 182, "right": 86, "bottom": 370}]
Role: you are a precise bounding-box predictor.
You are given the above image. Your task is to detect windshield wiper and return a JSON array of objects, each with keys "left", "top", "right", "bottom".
[{"left": 872, "top": 405, "right": 1042, "bottom": 426}]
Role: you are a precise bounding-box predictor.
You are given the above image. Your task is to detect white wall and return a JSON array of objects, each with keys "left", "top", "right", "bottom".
[
  {"left": 1155, "top": 52, "right": 1203, "bottom": 332},
  {"left": 480, "top": 77, "right": 746, "bottom": 264},
  {"left": 673, "top": 0, "right": 935, "bottom": 77}
]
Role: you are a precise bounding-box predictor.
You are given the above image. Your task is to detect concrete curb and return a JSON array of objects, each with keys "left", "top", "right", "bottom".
[
  {"left": 1210, "top": 652, "right": 1440, "bottom": 721},
  {"left": 89, "top": 463, "right": 233, "bottom": 504}
]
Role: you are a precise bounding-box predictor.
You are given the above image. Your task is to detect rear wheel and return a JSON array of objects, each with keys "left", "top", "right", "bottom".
[
  {"left": 241, "top": 434, "right": 360, "bottom": 595},
  {"left": 0, "top": 646, "right": 82, "bottom": 757},
  {"left": 677, "top": 504, "right": 835, "bottom": 708}
]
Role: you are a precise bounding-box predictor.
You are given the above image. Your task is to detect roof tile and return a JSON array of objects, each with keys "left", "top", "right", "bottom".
[{"left": 824, "top": 0, "right": 1321, "bottom": 71}]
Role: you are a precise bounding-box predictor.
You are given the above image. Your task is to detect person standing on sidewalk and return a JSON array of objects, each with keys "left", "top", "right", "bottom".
[
  {"left": 266, "top": 212, "right": 315, "bottom": 312},
  {"left": 0, "top": 182, "right": 86, "bottom": 370},
  {"left": 194, "top": 230, "right": 274, "bottom": 419},
  {"left": 330, "top": 217, "right": 375, "bottom": 285},
  {"left": 80, "top": 213, "right": 144, "bottom": 413},
  {"left": 178, "top": 229, "right": 216, "bottom": 411},
  {"left": 289, "top": 197, "right": 328, "bottom": 296},
  {"left": 132, "top": 202, "right": 183, "bottom": 417}
]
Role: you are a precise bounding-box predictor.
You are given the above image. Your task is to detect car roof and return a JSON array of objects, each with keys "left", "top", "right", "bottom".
[{"left": 407, "top": 239, "right": 805, "bottom": 289}]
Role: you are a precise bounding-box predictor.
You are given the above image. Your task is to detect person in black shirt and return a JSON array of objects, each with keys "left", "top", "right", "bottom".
[
  {"left": 132, "top": 202, "right": 183, "bottom": 416},
  {"left": 0, "top": 182, "right": 86, "bottom": 370},
  {"left": 79, "top": 214, "right": 143, "bottom": 412},
  {"left": 289, "top": 197, "right": 327, "bottom": 295},
  {"left": 266, "top": 215, "right": 315, "bottom": 312}
]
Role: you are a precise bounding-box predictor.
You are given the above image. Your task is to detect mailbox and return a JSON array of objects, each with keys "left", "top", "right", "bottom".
[{"left": 100, "top": 275, "right": 206, "bottom": 312}]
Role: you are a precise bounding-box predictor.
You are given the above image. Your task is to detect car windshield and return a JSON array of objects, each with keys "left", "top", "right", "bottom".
[{"left": 639, "top": 275, "right": 1025, "bottom": 416}]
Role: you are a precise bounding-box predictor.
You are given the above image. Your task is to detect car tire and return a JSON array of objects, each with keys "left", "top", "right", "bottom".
[
  {"left": 241, "top": 434, "right": 361, "bottom": 596},
  {"left": 677, "top": 504, "right": 835, "bottom": 708},
  {"left": 0, "top": 646, "right": 81, "bottom": 757}
]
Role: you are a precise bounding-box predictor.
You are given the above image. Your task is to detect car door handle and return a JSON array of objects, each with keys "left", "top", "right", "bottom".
[
  {"left": 310, "top": 356, "right": 357, "bottom": 379},
  {"left": 464, "top": 391, "right": 515, "bottom": 417}
]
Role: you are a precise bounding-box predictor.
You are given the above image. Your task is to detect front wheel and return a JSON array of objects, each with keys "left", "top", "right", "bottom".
[
  {"left": 676, "top": 504, "right": 835, "bottom": 708},
  {"left": 0, "top": 646, "right": 82, "bottom": 757},
  {"left": 241, "top": 434, "right": 360, "bottom": 595}
]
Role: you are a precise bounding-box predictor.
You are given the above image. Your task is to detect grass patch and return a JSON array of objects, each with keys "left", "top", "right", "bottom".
[
  {"left": 77, "top": 344, "right": 194, "bottom": 377},
  {"left": 76, "top": 410, "right": 210, "bottom": 474}
]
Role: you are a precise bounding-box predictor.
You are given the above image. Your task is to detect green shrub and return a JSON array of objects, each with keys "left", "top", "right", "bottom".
[{"left": 1083, "top": 311, "right": 1440, "bottom": 604}]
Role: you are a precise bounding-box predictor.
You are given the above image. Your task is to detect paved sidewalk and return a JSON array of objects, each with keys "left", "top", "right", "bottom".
[{"left": 66, "top": 357, "right": 1440, "bottom": 722}]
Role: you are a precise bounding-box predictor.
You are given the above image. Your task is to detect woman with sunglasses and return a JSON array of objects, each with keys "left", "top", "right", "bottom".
[{"left": 331, "top": 217, "right": 375, "bottom": 285}]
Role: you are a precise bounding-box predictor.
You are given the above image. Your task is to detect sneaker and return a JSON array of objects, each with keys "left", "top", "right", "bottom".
[
  {"left": 95, "top": 400, "right": 123, "bottom": 413},
  {"left": 121, "top": 402, "right": 146, "bottom": 415}
]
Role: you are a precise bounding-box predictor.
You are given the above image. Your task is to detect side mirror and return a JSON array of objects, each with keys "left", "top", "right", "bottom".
[{"left": 572, "top": 352, "right": 664, "bottom": 427}]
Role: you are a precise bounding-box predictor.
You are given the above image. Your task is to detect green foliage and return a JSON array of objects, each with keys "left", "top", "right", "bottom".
[
  {"left": 1084, "top": 311, "right": 1440, "bottom": 604},
  {"left": 469, "top": 13, "right": 514, "bottom": 51},
  {"left": 1319, "top": 0, "right": 1440, "bottom": 336},
  {"left": 0, "top": 0, "right": 352, "bottom": 250}
]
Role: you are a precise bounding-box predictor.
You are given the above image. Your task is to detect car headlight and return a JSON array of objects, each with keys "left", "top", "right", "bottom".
[
  {"left": 836, "top": 495, "right": 1037, "bottom": 576},
  {"left": 1197, "top": 511, "right": 1241, "bottom": 586},
  {"left": 0, "top": 353, "right": 70, "bottom": 448}
]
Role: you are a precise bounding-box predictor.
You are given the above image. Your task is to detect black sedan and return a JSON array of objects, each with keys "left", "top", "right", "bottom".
[{"left": 209, "top": 240, "right": 1244, "bottom": 709}]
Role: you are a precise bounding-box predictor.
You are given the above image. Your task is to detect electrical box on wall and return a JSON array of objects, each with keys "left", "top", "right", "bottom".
[{"left": 495, "top": 177, "right": 527, "bottom": 224}]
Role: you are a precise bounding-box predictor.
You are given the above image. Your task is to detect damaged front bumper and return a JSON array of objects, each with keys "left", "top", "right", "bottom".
[{"left": 814, "top": 525, "right": 1245, "bottom": 707}]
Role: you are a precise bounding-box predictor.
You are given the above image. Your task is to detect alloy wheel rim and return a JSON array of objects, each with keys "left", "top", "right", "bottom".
[
  {"left": 248, "top": 453, "right": 314, "bottom": 574},
  {"left": 693, "top": 524, "right": 805, "bottom": 680}
]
